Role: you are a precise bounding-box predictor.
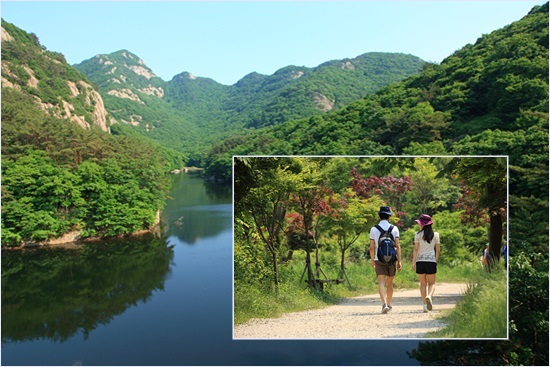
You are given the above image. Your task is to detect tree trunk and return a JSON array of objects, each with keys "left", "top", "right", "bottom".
[
  {"left": 284, "top": 250, "right": 294, "bottom": 262},
  {"left": 340, "top": 246, "right": 346, "bottom": 271},
  {"left": 271, "top": 249, "right": 279, "bottom": 290},
  {"left": 303, "top": 215, "right": 317, "bottom": 289},
  {"left": 305, "top": 251, "right": 316, "bottom": 288},
  {"left": 315, "top": 242, "right": 320, "bottom": 279}
]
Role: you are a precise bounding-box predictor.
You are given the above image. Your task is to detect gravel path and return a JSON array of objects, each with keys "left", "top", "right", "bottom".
[{"left": 234, "top": 282, "right": 466, "bottom": 339}]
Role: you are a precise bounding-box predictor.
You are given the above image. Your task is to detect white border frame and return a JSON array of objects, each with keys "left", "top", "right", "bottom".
[{"left": 231, "top": 155, "right": 509, "bottom": 341}]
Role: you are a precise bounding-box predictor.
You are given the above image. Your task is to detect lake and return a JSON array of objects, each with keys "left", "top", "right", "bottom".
[{"left": 1, "top": 174, "right": 420, "bottom": 365}]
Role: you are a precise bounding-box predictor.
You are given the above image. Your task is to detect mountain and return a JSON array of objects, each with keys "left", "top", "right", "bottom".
[
  {"left": 1, "top": 20, "right": 171, "bottom": 246},
  {"left": 0, "top": 18, "right": 424, "bottom": 243},
  {"left": 75, "top": 50, "right": 202, "bottom": 161},
  {"left": 1, "top": 21, "right": 110, "bottom": 132},
  {"left": 224, "top": 52, "right": 427, "bottom": 129},
  {"left": 75, "top": 50, "right": 166, "bottom": 128},
  {"left": 75, "top": 51, "right": 426, "bottom": 162},
  {"left": 207, "top": 2, "right": 548, "bottom": 175}
]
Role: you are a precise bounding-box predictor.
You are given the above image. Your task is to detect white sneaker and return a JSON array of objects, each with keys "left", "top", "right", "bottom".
[
  {"left": 382, "top": 304, "right": 390, "bottom": 314},
  {"left": 423, "top": 304, "right": 428, "bottom": 313},
  {"left": 426, "top": 296, "right": 433, "bottom": 311}
]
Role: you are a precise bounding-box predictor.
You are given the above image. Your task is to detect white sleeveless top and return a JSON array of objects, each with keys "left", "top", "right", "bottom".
[{"left": 414, "top": 231, "right": 440, "bottom": 263}]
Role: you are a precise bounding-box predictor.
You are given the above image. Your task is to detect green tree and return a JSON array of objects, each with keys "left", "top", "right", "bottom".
[
  {"left": 233, "top": 157, "right": 296, "bottom": 289},
  {"left": 285, "top": 159, "right": 333, "bottom": 289},
  {"left": 440, "top": 157, "right": 507, "bottom": 266},
  {"left": 402, "top": 158, "right": 460, "bottom": 221},
  {"left": 324, "top": 188, "right": 383, "bottom": 285}
]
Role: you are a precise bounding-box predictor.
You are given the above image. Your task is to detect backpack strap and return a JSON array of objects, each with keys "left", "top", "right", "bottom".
[{"left": 375, "top": 224, "right": 394, "bottom": 239}]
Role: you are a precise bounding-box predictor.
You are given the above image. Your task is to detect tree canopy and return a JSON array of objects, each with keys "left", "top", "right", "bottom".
[{"left": 1, "top": 89, "right": 170, "bottom": 246}]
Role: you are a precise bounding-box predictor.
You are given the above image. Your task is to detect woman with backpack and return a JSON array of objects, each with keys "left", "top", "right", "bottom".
[{"left": 412, "top": 214, "right": 440, "bottom": 313}]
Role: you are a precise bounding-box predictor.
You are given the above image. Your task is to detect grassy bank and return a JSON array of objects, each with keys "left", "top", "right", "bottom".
[
  {"left": 234, "top": 257, "right": 482, "bottom": 325},
  {"left": 427, "top": 262, "right": 508, "bottom": 338}
]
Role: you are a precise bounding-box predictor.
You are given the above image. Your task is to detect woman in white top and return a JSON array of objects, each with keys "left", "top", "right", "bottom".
[{"left": 412, "top": 214, "right": 440, "bottom": 313}]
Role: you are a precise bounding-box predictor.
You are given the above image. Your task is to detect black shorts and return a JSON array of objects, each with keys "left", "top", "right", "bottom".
[{"left": 415, "top": 261, "right": 437, "bottom": 275}]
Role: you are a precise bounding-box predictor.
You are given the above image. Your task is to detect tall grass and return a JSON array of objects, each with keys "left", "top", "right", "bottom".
[
  {"left": 427, "top": 263, "right": 508, "bottom": 338},
  {"left": 234, "top": 256, "right": 482, "bottom": 325}
]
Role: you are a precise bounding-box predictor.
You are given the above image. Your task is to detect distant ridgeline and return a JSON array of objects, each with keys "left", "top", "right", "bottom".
[{"left": 74, "top": 49, "right": 426, "bottom": 164}]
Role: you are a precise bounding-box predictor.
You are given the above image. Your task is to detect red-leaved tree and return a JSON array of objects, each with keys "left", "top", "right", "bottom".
[
  {"left": 286, "top": 185, "right": 336, "bottom": 288},
  {"left": 350, "top": 167, "right": 413, "bottom": 224}
]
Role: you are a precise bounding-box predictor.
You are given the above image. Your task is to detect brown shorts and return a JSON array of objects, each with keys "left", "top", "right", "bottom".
[{"left": 375, "top": 260, "right": 396, "bottom": 277}]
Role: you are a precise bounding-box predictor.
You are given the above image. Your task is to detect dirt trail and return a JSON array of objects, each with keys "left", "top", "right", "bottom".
[{"left": 234, "top": 282, "right": 466, "bottom": 339}]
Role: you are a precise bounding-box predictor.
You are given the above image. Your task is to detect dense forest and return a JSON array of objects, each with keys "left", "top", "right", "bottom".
[
  {"left": 1, "top": 88, "right": 170, "bottom": 245},
  {"left": 1, "top": 20, "right": 171, "bottom": 245},
  {"left": 233, "top": 155, "right": 505, "bottom": 277}
]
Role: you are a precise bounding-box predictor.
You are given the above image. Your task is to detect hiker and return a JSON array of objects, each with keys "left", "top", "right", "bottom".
[
  {"left": 480, "top": 243, "right": 490, "bottom": 267},
  {"left": 412, "top": 214, "right": 440, "bottom": 313},
  {"left": 369, "top": 206, "right": 402, "bottom": 314}
]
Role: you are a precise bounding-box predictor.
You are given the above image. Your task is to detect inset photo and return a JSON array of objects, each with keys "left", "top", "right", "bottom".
[{"left": 233, "top": 155, "right": 508, "bottom": 340}]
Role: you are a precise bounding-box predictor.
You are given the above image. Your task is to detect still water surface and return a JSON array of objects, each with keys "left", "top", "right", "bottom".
[{"left": 2, "top": 174, "right": 419, "bottom": 365}]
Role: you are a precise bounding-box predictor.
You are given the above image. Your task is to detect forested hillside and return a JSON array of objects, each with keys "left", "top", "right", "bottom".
[
  {"left": 76, "top": 51, "right": 425, "bottom": 164},
  {"left": 207, "top": 1, "right": 549, "bottom": 256},
  {"left": 75, "top": 50, "right": 196, "bottom": 164},
  {"left": 231, "top": 3, "right": 548, "bottom": 365},
  {"left": 1, "top": 20, "right": 171, "bottom": 246},
  {"left": 1, "top": 21, "right": 110, "bottom": 132},
  {"left": 207, "top": 4, "right": 548, "bottom": 181}
]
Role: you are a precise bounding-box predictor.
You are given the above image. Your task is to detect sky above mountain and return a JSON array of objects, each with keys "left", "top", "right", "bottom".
[{"left": 2, "top": 0, "right": 546, "bottom": 85}]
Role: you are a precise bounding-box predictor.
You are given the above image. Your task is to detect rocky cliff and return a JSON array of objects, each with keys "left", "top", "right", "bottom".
[{"left": 1, "top": 22, "right": 111, "bottom": 132}]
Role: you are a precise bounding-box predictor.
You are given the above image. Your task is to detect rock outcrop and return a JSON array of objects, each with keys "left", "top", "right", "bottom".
[{"left": 1, "top": 25, "right": 111, "bottom": 133}]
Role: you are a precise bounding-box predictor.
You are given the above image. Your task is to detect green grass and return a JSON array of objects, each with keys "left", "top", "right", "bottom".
[
  {"left": 436, "top": 258, "right": 484, "bottom": 282},
  {"left": 233, "top": 280, "right": 339, "bottom": 325},
  {"left": 234, "top": 257, "right": 483, "bottom": 325},
  {"left": 427, "top": 264, "right": 508, "bottom": 338}
]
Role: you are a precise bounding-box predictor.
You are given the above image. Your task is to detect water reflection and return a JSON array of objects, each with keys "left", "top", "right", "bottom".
[
  {"left": 162, "top": 173, "right": 232, "bottom": 244},
  {"left": 1, "top": 174, "right": 424, "bottom": 365},
  {"left": 1, "top": 234, "right": 174, "bottom": 344}
]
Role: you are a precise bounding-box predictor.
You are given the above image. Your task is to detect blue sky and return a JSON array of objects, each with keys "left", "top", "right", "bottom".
[{"left": 1, "top": 1, "right": 546, "bottom": 85}]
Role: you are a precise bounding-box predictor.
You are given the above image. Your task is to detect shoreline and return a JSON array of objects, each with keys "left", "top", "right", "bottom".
[{"left": 2, "top": 211, "right": 162, "bottom": 251}]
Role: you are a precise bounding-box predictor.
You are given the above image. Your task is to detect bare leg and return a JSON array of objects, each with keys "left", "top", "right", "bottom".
[
  {"left": 427, "top": 273, "right": 436, "bottom": 298},
  {"left": 377, "top": 274, "right": 387, "bottom": 304},
  {"left": 417, "top": 274, "right": 427, "bottom": 304},
  {"left": 386, "top": 276, "right": 394, "bottom": 306}
]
